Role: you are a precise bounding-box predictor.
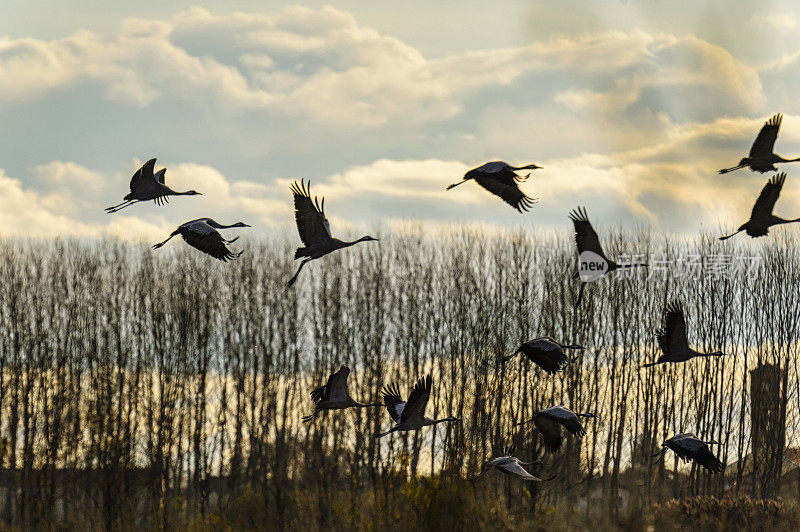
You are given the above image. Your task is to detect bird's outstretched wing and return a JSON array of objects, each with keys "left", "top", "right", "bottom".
[
  {"left": 473, "top": 172, "right": 537, "bottom": 212},
  {"left": 400, "top": 375, "right": 432, "bottom": 423},
  {"left": 569, "top": 207, "right": 606, "bottom": 259},
  {"left": 326, "top": 365, "right": 351, "bottom": 402},
  {"left": 694, "top": 444, "right": 725, "bottom": 473},
  {"left": 542, "top": 407, "right": 586, "bottom": 438},
  {"left": 309, "top": 384, "right": 327, "bottom": 404},
  {"left": 533, "top": 414, "right": 563, "bottom": 453},
  {"left": 130, "top": 158, "right": 157, "bottom": 192},
  {"left": 181, "top": 221, "right": 243, "bottom": 262},
  {"left": 472, "top": 161, "right": 509, "bottom": 174},
  {"left": 382, "top": 383, "right": 405, "bottom": 422},
  {"left": 291, "top": 179, "right": 332, "bottom": 246},
  {"left": 749, "top": 114, "right": 782, "bottom": 159},
  {"left": 497, "top": 458, "right": 548, "bottom": 481},
  {"left": 528, "top": 338, "right": 560, "bottom": 352},
  {"left": 657, "top": 301, "right": 689, "bottom": 356},
  {"left": 154, "top": 168, "right": 167, "bottom": 185},
  {"left": 751, "top": 173, "right": 785, "bottom": 220}
]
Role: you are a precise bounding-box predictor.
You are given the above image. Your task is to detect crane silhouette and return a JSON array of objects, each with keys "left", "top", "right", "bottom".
[
  {"left": 517, "top": 405, "right": 596, "bottom": 453},
  {"left": 152, "top": 218, "right": 250, "bottom": 261},
  {"left": 471, "top": 445, "right": 553, "bottom": 482},
  {"left": 719, "top": 173, "right": 800, "bottom": 240},
  {"left": 374, "top": 375, "right": 458, "bottom": 438},
  {"left": 289, "top": 179, "right": 378, "bottom": 286},
  {"left": 501, "top": 337, "right": 583, "bottom": 374},
  {"left": 301, "top": 365, "right": 382, "bottom": 422},
  {"left": 719, "top": 114, "right": 800, "bottom": 174},
  {"left": 105, "top": 158, "right": 201, "bottom": 213},
  {"left": 446, "top": 161, "right": 540, "bottom": 212},
  {"left": 570, "top": 206, "right": 648, "bottom": 307},
  {"left": 653, "top": 433, "right": 724, "bottom": 473},
  {"left": 642, "top": 301, "right": 727, "bottom": 368}
]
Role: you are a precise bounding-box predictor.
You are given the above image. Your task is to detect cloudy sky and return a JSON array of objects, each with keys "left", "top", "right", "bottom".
[{"left": 2, "top": 1, "right": 800, "bottom": 241}]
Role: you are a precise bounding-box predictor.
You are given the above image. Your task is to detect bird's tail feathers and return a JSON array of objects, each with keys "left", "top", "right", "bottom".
[{"left": 294, "top": 246, "right": 308, "bottom": 259}]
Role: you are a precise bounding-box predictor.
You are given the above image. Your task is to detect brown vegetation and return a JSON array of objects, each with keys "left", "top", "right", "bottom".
[{"left": 0, "top": 226, "right": 798, "bottom": 529}]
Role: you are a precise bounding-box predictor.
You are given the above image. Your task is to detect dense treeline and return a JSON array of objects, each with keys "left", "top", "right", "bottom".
[{"left": 0, "top": 226, "right": 798, "bottom": 529}]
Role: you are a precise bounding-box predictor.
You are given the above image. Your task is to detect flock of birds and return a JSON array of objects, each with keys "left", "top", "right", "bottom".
[{"left": 102, "top": 114, "right": 797, "bottom": 483}]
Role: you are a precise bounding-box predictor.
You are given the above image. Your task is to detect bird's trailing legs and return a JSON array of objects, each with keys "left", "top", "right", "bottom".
[
  {"left": 718, "top": 229, "right": 742, "bottom": 241},
  {"left": 105, "top": 200, "right": 138, "bottom": 213},
  {"left": 469, "top": 469, "right": 489, "bottom": 483},
  {"left": 501, "top": 348, "right": 522, "bottom": 363},
  {"left": 718, "top": 164, "right": 746, "bottom": 174},
  {"left": 446, "top": 179, "right": 468, "bottom": 190},
  {"left": 152, "top": 232, "right": 179, "bottom": 249},
  {"left": 651, "top": 447, "right": 668, "bottom": 465},
  {"left": 301, "top": 411, "right": 319, "bottom": 423},
  {"left": 288, "top": 258, "right": 312, "bottom": 287},
  {"left": 373, "top": 427, "right": 395, "bottom": 439}
]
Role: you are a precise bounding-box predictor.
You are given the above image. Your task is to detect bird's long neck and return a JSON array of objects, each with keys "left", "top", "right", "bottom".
[
  {"left": 339, "top": 237, "right": 368, "bottom": 248},
  {"left": 176, "top": 190, "right": 196, "bottom": 195},
  {"left": 772, "top": 216, "right": 800, "bottom": 226},
  {"left": 511, "top": 164, "right": 540, "bottom": 171},
  {"left": 700, "top": 351, "right": 726, "bottom": 358},
  {"left": 774, "top": 155, "right": 800, "bottom": 163}
]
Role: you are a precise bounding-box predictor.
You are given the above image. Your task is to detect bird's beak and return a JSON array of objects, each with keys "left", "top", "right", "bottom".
[{"left": 242, "top": 223, "right": 251, "bottom": 227}]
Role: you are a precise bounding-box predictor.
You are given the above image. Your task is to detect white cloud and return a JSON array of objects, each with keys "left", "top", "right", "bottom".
[
  {"left": 2, "top": 5, "right": 797, "bottom": 239},
  {"left": 0, "top": 168, "right": 96, "bottom": 237},
  {"left": 0, "top": 10, "right": 765, "bottom": 129},
  {"left": 0, "top": 160, "right": 292, "bottom": 240}
]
